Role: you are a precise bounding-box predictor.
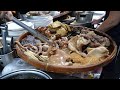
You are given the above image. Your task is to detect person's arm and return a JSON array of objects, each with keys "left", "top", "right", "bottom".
[{"left": 96, "top": 11, "right": 120, "bottom": 32}]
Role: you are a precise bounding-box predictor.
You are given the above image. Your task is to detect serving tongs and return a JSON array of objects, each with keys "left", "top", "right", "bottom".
[{"left": 11, "top": 17, "right": 52, "bottom": 45}]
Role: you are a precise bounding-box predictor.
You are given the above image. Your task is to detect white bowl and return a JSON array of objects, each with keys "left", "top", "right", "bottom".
[
  {"left": 26, "top": 15, "right": 53, "bottom": 28},
  {"left": 7, "top": 21, "right": 34, "bottom": 37}
]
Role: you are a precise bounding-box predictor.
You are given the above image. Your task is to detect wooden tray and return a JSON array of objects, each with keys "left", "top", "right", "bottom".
[{"left": 15, "top": 27, "right": 117, "bottom": 74}]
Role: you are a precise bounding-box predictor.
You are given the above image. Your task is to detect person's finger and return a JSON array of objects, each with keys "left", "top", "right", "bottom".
[
  {"left": 0, "top": 11, "right": 6, "bottom": 19},
  {"left": 5, "top": 11, "right": 13, "bottom": 21},
  {"left": 91, "top": 20, "right": 96, "bottom": 24},
  {"left": 0, "top": 11, "right": 13, "bottom": 21},
  {"left": 12, "top": 11, "right": 16, "bottom": 14},
  {"left": 91, "top": 19, "right": 100, "bottom": 24}
]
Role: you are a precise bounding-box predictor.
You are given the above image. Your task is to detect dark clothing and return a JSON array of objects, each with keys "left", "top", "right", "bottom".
[
  {"left": 101, "top": 11, "right": 120, "bottom": 79},
  {"left": 104, "top": 11, "right": 120, "bottom": 45},
  {"left": 105, "top": 11, "right": 120, "bottom": 45},
  {"left": 107, "top": 25, "right": 120, "bottom": 45}
]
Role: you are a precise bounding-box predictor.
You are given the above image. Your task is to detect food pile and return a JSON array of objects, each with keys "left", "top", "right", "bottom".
[
  {"left": 15, "top": 21, "right": 111, "bottom": 67},
  {"left": 37, "top": 21, "right": 71, "bottom": 37}
]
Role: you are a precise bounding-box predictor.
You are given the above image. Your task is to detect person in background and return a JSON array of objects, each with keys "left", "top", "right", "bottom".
[{"left": 93, "top": 11, "right": 120, "bottom": 79}]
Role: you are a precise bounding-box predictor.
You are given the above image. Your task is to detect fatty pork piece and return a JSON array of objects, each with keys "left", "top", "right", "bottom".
[
  {"left": 68, "top": 35, "right": 90, "bottom": 57},
  {"left": 48, "top": 49, "right": 72, "bottom": 66},
  {"left": 79, "top": 31, "right": 102, "bottom": 48},
  {"left": 87, "top": 46, "right": 109, "bottom": 58},
  {"left": 81, "top": 29, "right": 110, "bottom": 47},
  {"left": 85, "top": 46, "right": 109, "bottom": 65},
  {"left": 77, "top": 35, "right": 90, "bottom": 51},
  {"left": 86, "top": 30, "right": 110, "bottom": 47},
  {"left": 98, "top": 36, "right": 110, "bottom": 47}
]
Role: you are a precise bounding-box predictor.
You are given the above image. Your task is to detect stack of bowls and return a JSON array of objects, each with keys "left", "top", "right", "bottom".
[
  {"left": 25, "top": 15, "right": 53, "bottom": 28},
  {"left": 6, "top": 21, "right": 34, "bottom": 37}
]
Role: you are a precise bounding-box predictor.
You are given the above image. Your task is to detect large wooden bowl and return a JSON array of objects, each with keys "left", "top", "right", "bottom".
[{"left": 15, "top": 27, "right": 117, "bottom": 74}]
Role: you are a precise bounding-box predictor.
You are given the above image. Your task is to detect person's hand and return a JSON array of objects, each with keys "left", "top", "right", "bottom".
[
  {"left": 91, "top": 19, "right": 102, "bottom": 25},
  {"left": 0, "top": 11, "right": 13, "bottom": 21}
]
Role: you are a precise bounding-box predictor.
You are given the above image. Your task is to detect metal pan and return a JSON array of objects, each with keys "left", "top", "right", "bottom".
[{"left": 0, "top": 69, "right": 52, "bottom": 79}]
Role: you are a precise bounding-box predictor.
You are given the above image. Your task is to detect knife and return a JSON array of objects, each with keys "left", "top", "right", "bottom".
[{"left": 12, "top": 17, "right": 51, "bottom": 45}]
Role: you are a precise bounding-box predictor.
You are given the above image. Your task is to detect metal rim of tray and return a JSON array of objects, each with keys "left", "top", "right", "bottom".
[{"left": 0, "top": 69, "right": 52, "bottom": 79}]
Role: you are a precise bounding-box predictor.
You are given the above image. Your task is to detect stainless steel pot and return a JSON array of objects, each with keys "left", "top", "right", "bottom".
[
  {"left": 76, "top": 11, "right": 94, "bottom": 23},
  {"left": 0, "top": 69, "right": 52, "bottom": 79},
  {"left": 0, "top": 47, "right": 14, "bottom": 67}
]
